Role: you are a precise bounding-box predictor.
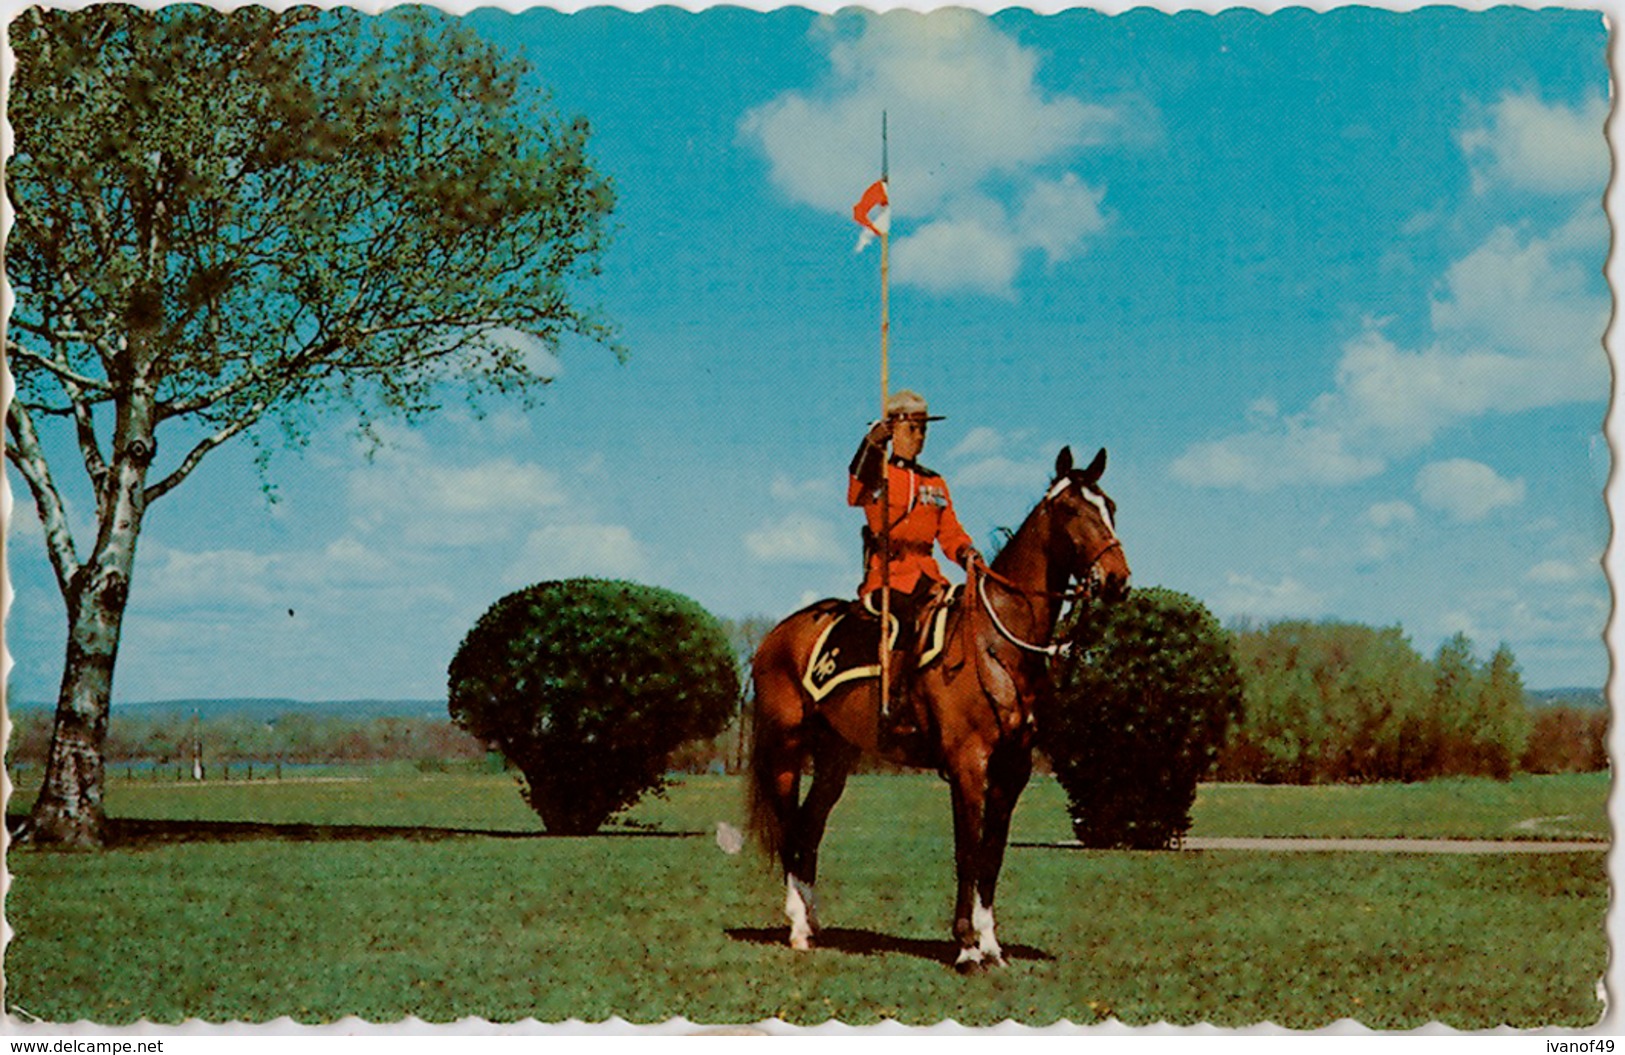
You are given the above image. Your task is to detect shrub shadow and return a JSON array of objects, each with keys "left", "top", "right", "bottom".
[
  {"left": 726, "top": 926, "right": 1054, "bottom": 965},
  {"left": 5, "top": 814, "right": 702, "bottom": 848}
]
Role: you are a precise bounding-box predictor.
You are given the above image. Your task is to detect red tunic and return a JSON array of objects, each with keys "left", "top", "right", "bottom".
[{"left": 848, "top": 452, "right": 975, "bottom": 596}]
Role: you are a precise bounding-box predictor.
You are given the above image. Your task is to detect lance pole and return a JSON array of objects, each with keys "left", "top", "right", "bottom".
[{"left": 878, "top": 112, "right": 893, "bottom": 721}]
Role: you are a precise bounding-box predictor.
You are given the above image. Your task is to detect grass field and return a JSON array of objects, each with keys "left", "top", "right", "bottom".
[{"left": 4, "top": 771, "right": 1609, "bottom": 1028}]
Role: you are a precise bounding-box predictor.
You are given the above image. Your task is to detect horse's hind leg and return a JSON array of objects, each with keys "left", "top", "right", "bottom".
[{"left": 784, "top": 733, "right": 860, "bottom": 946}]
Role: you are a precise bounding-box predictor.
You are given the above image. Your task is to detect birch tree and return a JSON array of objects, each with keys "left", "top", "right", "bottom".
[{"left": 7, "top": 5, "right": 618, "bottom": 846}]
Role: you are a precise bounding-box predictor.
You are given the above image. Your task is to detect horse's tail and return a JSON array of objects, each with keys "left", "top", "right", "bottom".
[
  {"left": 744, "top": 617, "right": 807, "bottom": 869},
  {"left": 745, "top": 673, "right": 786, "bottom": 868}
]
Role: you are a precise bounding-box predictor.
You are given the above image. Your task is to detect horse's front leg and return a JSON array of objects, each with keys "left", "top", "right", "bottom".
[
  {"left": 947, "top": 746, "right": 993, "bottom": 973},
  {"left": 971, "top": 739, "right": 1034, "bottom": 969},
  {"left": 785, "top": 736, "right": 860, "bottom": 950}
]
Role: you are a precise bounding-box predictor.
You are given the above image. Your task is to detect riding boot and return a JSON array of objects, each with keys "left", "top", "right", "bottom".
[{"left": 878, "top": 650, "right": 924, "bottom": 756}]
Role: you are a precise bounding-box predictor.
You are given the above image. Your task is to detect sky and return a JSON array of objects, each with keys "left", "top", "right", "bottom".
[{"left": 5, "top": 4, "right": 1612, "bottom": 702}]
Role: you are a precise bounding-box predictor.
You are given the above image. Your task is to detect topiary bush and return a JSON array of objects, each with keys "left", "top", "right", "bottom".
[
  {"left": 1041, "top": 587, "right": 1243, "bottom": 849},
  {"left": 447, "top": 578, "right": 740, "bottom": 834}
]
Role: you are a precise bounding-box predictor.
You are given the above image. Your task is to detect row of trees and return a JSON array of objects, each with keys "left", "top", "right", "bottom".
[
  {"left": 8, "top": 711, "right": 486, "bottom": 770},
  {"left": 1218, "top": 624, "right": 1534, "bottom": 784}
]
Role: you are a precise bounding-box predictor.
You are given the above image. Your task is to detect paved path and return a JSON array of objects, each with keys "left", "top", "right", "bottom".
[{"left": 1180, "top": 837, "right": 1607, "bottom": 854}]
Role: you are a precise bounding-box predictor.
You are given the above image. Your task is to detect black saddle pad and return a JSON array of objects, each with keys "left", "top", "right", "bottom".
[{"left": 801, "top": 587, "right": 960, "bottom": 702}]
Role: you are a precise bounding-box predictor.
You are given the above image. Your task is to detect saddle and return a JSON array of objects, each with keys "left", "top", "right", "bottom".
[{"left": 801, "top": 585, "right": 961, "bottom": 703}]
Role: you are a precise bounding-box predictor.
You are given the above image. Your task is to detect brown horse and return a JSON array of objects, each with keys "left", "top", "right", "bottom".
[{"left": 747, "top": 446, "right": 1131, "bottom": 972}]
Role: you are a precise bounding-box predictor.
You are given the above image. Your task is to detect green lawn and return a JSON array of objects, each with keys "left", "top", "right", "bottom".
[
  {"left": 4, "top": 771, "right": 1609, "bottom": 1027},
  {"left": 9, "top": 768, "right": 1609, "bottom": 841}
]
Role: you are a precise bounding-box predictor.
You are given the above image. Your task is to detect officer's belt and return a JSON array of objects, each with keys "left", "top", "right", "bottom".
[{"left": 880, "top": 539, "right": 933, "bottom": 556}]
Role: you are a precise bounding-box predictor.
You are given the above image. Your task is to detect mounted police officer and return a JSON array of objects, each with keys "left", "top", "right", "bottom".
[{"left": 848, "top": 390, "right": 981, "bottom": 736}]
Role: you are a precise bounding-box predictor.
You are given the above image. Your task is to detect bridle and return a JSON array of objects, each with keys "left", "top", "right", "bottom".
[{"left": 970, "top": 480, "right": 1123, "bottom": 657}]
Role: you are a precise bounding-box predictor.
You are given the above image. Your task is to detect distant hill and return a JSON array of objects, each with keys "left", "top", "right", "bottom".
[
  {"left": 7, "top": 697, "right": 446, "bottom": 721},
  {"left": 1525, "top": 688, "right": 1606, "bottom": 710}
]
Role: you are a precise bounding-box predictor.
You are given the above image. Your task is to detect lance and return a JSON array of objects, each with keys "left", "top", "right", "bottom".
[
  {"left": 877, "top": 113, "right": 893, "bottom": 722},
  {"left": 851, "top": 114, "right": 894, "bottom": 722}
]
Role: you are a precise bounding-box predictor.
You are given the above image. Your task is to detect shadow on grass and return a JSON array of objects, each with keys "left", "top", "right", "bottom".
[
  {"left": 726, "top": 925, "right": 1055, "bottom": 965},
  {"left": 5, "top": 814, "right": 703, "bottom": 848}
]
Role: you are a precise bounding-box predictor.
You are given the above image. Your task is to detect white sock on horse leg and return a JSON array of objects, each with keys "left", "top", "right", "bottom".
[
  {"left": 785, "top": 875, "right": 816, "bottom": 950},
  {"left": 973, "top": 892, "right": 1002, "bottom": 959}
]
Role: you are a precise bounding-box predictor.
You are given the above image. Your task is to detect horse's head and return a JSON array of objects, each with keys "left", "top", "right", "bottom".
[{"left": 1045, "top": 446, "right": 1131, "bottom": 602}]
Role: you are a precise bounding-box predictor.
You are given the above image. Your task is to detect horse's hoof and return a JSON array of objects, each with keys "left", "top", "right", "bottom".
[
  {"left": 954, "top": 952, "right": 987, "bottom": 975},
  {"left": 790, "top": 936, "right": 813, "bottom": 952},
  {"left": 984, "top": 953, "right": 1008, "bottom": 970}
]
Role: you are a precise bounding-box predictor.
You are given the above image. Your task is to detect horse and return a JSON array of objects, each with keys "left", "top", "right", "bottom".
[{"left": 746, "top": 445, "right": 1131, "bottom": 972}]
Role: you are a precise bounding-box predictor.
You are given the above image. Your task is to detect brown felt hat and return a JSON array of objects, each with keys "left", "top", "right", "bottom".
[{"left": 885, "top": 390, "right": 945, "bottom": 422}]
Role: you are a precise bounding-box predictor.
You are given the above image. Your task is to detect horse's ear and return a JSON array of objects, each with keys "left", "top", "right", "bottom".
[
  {"left": 1081, "top": 447, "right": 1107, "bottom": 486},
  {"left": 1055, "top": 446, "right": 1074, "bottom": 478}
]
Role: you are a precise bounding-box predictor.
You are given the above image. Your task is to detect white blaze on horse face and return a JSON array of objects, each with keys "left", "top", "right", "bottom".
[
  {"left": 1045, "top": 477, "right": 1072, "bottom": 502},
  {"left": 1081, "top": 486, "right": 1116, "bottom": 535}
]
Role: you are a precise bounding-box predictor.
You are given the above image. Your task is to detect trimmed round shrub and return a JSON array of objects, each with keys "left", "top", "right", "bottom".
[
  {"left": 1041, "top": 587, "right": 1243, "bottom": 849},
  {"left": 448, "top": 579, "right": 739, "bottom": 834}
]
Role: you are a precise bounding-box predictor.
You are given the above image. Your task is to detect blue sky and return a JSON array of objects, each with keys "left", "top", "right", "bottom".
[{"left": 6, "top": 5, "right": 1611, "bottom": 700}]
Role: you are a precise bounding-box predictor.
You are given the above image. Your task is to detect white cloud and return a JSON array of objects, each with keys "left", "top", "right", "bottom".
[
  {"left": 506, "top": 523, "right": 648, "bottom": 582},
  {"left": 744, "top": 513, "right": 846, "bottom": 564},
  {"left": 1170, "top": 412, "right": 1384, "bottom": 490},
  {"left": 949, "top": 426, "right": 1006, "bottom": 459},
  {"left": 1460, "top": 94, "right": 1610, "bottom": 196},
  {"left": 1016, "top": 173, "right": 1108, "bottom": 264},
  {"left": 1414, "top": 459, "right": 1525, "bottom": 522},
  {"left": 1526, "top": 559, "right": 1589, "bottom": 584},
  {"left": 348, "top": 449, "right": 568, "bottom": 547},
  {"left": 953, "top": 455, "right": 1051, "bottom": 491},
  {"left": 1212, "top": 573, "right": 1328, "bottom": 621},
  {"left": 1363, "top": 501, "right": 1417, "bottom": 529},
  {"left": 891, "top": 211, "right": 1023, "bottom": 297},
  {"left": 740, "top": 10, "right": 1147, "bottom": 296},
  {"left": 770, "top": 474, "right": 837, "bottom": 503},
  {"left": 1171, "top": 208, "right": 1607, "bottom": 491}
]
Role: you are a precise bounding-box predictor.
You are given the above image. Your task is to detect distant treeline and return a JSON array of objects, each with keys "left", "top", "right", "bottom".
[
  {"left": 6, "top": 618, "right": 1606, "bottom": 783},
  {"left": 1213, "top": 622, "right": 1603, "bottom": 783},
  {"left": 7, "top": 711, "right": 487, "bottom": 770}
]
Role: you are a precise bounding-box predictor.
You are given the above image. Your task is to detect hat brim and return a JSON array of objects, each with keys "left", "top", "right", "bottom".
[{"left": 889, "top": 412, "right": 947, "bottom": 422}]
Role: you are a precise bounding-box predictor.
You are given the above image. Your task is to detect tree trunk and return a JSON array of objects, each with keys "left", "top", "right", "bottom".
[
  {"left": 27, "top": 561, "right": 134, "bottom": 848},
  {"left": 26, "top": 401, "right": 153, "bottom": 849}
]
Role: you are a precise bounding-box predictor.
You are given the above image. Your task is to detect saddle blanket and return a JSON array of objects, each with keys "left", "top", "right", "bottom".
[{"left": 801, "top": 586, "right": 960, "bottom": 702}]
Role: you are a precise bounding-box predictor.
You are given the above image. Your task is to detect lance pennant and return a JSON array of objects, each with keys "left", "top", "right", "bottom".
[{"left": 852, "top": 178, "right": 890, "bottom": 251}]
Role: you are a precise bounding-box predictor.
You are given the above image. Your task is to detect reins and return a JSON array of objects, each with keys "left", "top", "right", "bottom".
[{"left": 968, "top": 534, "right": 1123, "bottom": 658}]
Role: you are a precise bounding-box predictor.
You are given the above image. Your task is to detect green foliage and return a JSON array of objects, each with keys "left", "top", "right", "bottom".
[
  {"left": 1220, "top": 623, "right": 1534, "bottom": 783},
  {"left": 1521, "top": 707, "right": 1609, "bottom": 774},
  {"left": 9, "top": 6, "right": 618, "bottom": 444},
  {"left": 1043, "top": 587, "right": 1244, "bottom": 849},
  {"left": 447, "top": 579, "right": 739, "bottom": 834}
]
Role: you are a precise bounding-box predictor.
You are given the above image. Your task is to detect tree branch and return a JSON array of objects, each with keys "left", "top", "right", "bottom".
[
  {"left": 5, "top": 400, "right": 82, "bottom": 597},
  {"left": 143, "top": 405, "right": 265, "bottom": 504},
  {"left": 7, "top": 338, "right": 113, "bottom": 394}
]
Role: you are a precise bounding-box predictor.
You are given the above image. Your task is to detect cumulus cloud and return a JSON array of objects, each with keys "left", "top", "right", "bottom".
[
  {"left": 1170, "top": 88, "right": 1607, "bottom": 494},
  {"left": 946, "top": 425, "right": 1053, "bottom": 490},
  {"left": 744, "top": 513, "right": 846, "bottom": 564},
  {"left": 1526, "top": 558, "right": 1589, "bottom": 584},
  {"left": 1460, "top": 94, "right": 1610, "bottom": 196},
  {"left": 507, "top": 523, "right": 648, "bottom": 582},
  {"left": 1363, "top": 501, "right": 1417, "bottom": 529},
  {"left": 1211, "top": 573, "right": 1328, "bottom": 621},
  {"left": 348, "top": 445, "right": 568, "bottom": 547},
  {"left": 1172, "top": 209, "right": 1607, "bottom": 490},
  {"left": 1414, "top": 459, "right": 1526, "bottom": 521},
  {"left": 739, "top": 10, "right": 1150, "bottom": 296}
]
